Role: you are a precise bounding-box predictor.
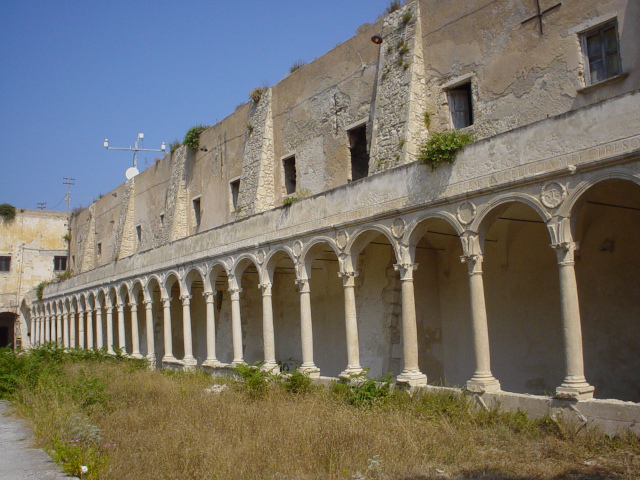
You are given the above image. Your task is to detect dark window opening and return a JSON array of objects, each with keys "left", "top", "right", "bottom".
[
  {"left": 53, "top": 256, "right": 67, "bottom": 271},
  {"left": 348, "top": 125, "right": 369, "bottom": 181},
  {"left": 448, "top": 82, "right": 473, "bottom": 129},
  {"left": 583, "top": 21, "right": 621, "bottom": 85},
  {"left": 0, "top": 256, "right": 10, "bottom": 272},
  {"left": 283, "top": 156, "right": 297, "bottom": 195},
  {"left": 97, "top": 243, "right": 102, "bottom": 260},
  {"left": 230, "top": 180, "right": 240, "bottom": 210},
  {"left": 136, "top": 225, "right": 142, "bottom": 245},
  {"left": 192, "top": 198, "right": 201, "bottom": 229},
  {"left": 159, "top": 213, "right": 164, "bottom": 227}
]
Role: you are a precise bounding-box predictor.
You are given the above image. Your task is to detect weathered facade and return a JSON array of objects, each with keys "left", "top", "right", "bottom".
[
  {"left": 0, "top": 209, "right": 68, "bottom": 349},
  {"left": 28, "top": 0, "right": 640, "bottom": 431}
]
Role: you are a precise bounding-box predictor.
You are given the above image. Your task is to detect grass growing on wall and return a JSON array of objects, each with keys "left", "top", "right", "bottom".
[
  {"left": 418, "top": 130, "right": 475, "bottom": 170},
  {"left": 2, "top": 348, "right": 639, "bottom": 480},
  {"left": 183, "top": 125, "right": 209, "bottom": 150}
]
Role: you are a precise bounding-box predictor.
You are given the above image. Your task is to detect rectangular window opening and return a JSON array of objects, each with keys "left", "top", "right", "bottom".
[
  {"left": 97, "top": 243, "right": 102, "bottom": 261},
  {"left": 581, "top": 20, "right": 621, "bottom": 85},
  {"left": 192, "top": 198, "right": 201, "bottom": 229},
  {"left": 447, "top": 82, "right": 473, "bottom": 129},
  {"left": 348, "top": 125, "right": 369, "bottom": 181},
  {"left": 230, "top": 179, "right": 240, "bottom": 211},
  {"left": 53, "top": 256, "right": 67, "bottom": 271},
  {"left": 283, "top": 156, "right": 297, "bottom": 195},
  {"left": 0, "top": 256, "right": 10, "bottom": 272},
  {"left": 159, "top": 213, "right": 165, "bottom": 227},
  {"left": 136, "top": 225, "right": 142, "bottom": 245}
]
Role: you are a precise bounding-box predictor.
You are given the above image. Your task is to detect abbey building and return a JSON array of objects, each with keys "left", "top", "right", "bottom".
[{"left": 24, "top": 0, "right": 640, "bottom": 431}]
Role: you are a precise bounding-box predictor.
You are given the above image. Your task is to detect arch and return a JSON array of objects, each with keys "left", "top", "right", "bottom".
[
  {"left": 344, "top": 225, "right": 401, "bottom": 273},
  {"left": 299, "top": 237, "right": 341, "bottom": 279},
  {"left": 184, "top": 266, "right": 206, "bottom": 294},
  {"left": 264, "top": 247, "right": 297, "bottom": 284},
  {"left": 162, "top": 271, "right": 181, "bottom": 297},
  {"left": 404, "top": 212, "right": 464, "bottom": 264},
  {"left": 232, "top": 253, "right": 261, "bottom": 282}
]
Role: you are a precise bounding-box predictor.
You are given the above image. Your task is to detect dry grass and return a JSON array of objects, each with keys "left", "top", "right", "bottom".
[{"left": 13, "top": 359, "right": 640, "bottom": 480}]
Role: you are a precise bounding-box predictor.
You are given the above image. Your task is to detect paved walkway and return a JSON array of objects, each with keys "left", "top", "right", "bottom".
[{"left": 0, "top": 401, "right": 78, "bottom": 479}]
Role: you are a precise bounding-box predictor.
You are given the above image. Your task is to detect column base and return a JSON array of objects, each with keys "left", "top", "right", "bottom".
[
  {"left": 162, "top": 355, "right": 181, "bottom": 365},
  {"left": 556, "top": 379, "right": 594, "bottom": 400},
  {"left": 202, "top": 358, "right": 223, "bottom": 369},
  {"left": 130, "top": 352, "right": 144, "bottom": 359},
  {"left": 466, "top": 374, "right": 501, "bottom": 394},
  {"left": 396, "top": 370, "right": 428, "bottom": 387},
  {"left": 299, "top": 363, "right": 320, "bottom": 378},
  {"left": 182, "top": 356, "right": 198, "bottom": 369},
  {"left": 339, "top": 366, "right": 364, "bottom": 380},
  {"left": 146, "top": 353, "right": 156, "bottom": 369},
  {"left": 260, "top": 362, "right": 280, "bottom": 375}
]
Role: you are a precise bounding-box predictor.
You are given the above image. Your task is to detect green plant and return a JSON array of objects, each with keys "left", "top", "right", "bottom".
[
  {"left": 56, "top": 270, "right": 72, "bottom": 281},
  {"left": 295, "top": 188, "right": 311, "bottom": 198},
  {"left": 183, "top": 125, "right": 209, "bottom": 150},
  {"left": 63, "top": 234, "right": 71, "bottom": 243},
  {"left": 397, "top": 39, "right": 409, "bottom": 55},
  {"left": 233, "top": 362, "right": 270, "bottom": 398},
  {"left": 385, "top": 0, "right": 403, "bottom": 14},
  {"left": 423, "top": 109, "right": 432, "bottom": 129},
  {"left": 71, "top": 205, "right": 84, "bottom": 217},
  {"left": 246, "top": 122, "right": 254, "bottom": 135},
  {"left": 249, "top": 86, "right": 267, "bottom": 104},
  {"left": 282, "top": 369, "right": 312, "bottom": 395},
  {"left": 398, "top": 138, "right": 405, "bottom": 148},
  {"left": 282, "top": 196, "right": 298, "bottom": 205},
  {"left": 418, "top": 130, "right": 475, "bottom": 170},
  {"left": 35, "top": 281, "right": 49, "bottom": 300},
  {"left": 401, "top": 11, "right": 412, "bottom": 25},
  {"left": 331, "top": 371, "right": 393, "bottom": 408},
  {"left": 169, "top": 140, "right": 181, "bottom": 154},
  {"left": 289, "top": 59, "right": 306, "bottom": 73},
  {"left": 0, "top": 203, "right": 16, "bottom": 224}
]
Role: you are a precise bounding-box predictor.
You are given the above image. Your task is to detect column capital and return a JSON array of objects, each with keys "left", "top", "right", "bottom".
[
  {"left": 143, "top": 299, "right": 153, "bottom": 307},
  {"left": 338, "top": 270, "right": 358, "bottom": 287},
  {"left": 180, "top": 294, "right": 192, "bottom": 305},
  {"left": 295, "top": 278, "right": 310, "bottom": 293},
  {"left": 128, "top": 302, "right": 138, "bottom": 309},
  {"left": 259, "top": 283, "right": 272, "bottom": 295},
  {"left": 551, "top": 242, "right": 578, "bottom": 266},
  {"left": 115, "top": 303, "right": 124, "bottom": 310},
  {"left": 93, "top": 307, "right": 101, "bottom": 314},
  {"left": 460, "top": 254, "right": 483, "bottom": 275},
  {"left": 161, "top": 297, "right": 172, "bottom": 307},
  {"left": 202, "top": 291, "right": 215, "bottom": 299},
  {"left": 105, "top": 305, "right": 113, "bottom": 313},
  {"left": 393, "top": 263, "right": 418, "bottom": 281}
]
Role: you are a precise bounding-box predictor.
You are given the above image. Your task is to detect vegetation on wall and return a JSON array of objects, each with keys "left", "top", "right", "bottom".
[
  {"left": 249, "top": 86, "right": 267, "bottom": 104},
  {"left": 183, "top": 125, "right": 209, "bottom": 150},
  {"left": 35, "top": 281, "right": 49, "bottom": 301},
  {"left": 418, "top": 130, "right": 475, "bottom": 170},
  {"left": 0, "top": 203, "right": 16, "bottom": 224},
  {"left": 169, "top": 140, "right": 181, "bottom": 154},
  {"left": 282, "top": 188, "right": 311, "bottom": 205},
  {"left": 289, "top": 59, "right": 306, "bottom": 73}
]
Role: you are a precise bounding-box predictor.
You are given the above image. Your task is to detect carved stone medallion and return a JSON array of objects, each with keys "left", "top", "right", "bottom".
[
  {"left": 336, "top": 230, "right": 349, "bottom": 250},
  {"left": 540, "top": 181, "right": 567, "bottom": 209},
  {"left": 457, "top": 202, "right": 477, "bottom": 225},
  {"left": 391, "top": 218, "right": 406, "bottom": 238},
  {"left": 292, "top": 240, "right": 303, "bottom": 258},
  {"left": 256, "top": 249, "right": 266, "bottom": 265}
]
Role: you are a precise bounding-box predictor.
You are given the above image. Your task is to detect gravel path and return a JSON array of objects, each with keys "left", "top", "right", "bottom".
[{"left": 0, "top": 401, "right": 78, "bottom": 480}]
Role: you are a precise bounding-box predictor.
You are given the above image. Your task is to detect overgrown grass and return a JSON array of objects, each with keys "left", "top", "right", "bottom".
[{"left": 3, "top": 349, "right": 639, "bottom": 479}]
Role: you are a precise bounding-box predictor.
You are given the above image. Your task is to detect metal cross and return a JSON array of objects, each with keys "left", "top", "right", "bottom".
[{"left": 521, "top": 0, "right": 561, "bottom": 35}]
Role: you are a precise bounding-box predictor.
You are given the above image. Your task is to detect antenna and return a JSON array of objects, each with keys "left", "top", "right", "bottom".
[
  {"left": 63, "top": 178, "right": 75, "bottom": 215},
  {"left": 103, "top": 132, "right": 166, "bottom": 179},
  {"left": 37, "top": 203, "right": 46, "bottom": 210}
]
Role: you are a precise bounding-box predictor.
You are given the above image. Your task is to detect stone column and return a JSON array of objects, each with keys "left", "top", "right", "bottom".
[
  {"left": 259, "top": 283, "right": 278, "bottom": 373},
  {"left": 295, "top": 278, "right": 319, "bottom": 376},
  {"left": 552, "top": 242, "right": 594, "bottom": 400},
  {"left": 63, "top": 311, "right": 70, "bottom": 349},
  {"left": 161, "top": 297, "right": 177, "bottom": 363},
  {"left": 95, "top": 308, "right": 103, "bottom": 349},
  {"left": 105, "top": 305, "right": 115, "bottom": 354},
  {"left": 69, "top": 309, "right": 76, "bottom": 349},
  {"left": 229, "top": 287, "right": 244, "bottom": 365},
  {"left": 339, "top": 271, "right": 362, "bottom": 378},
  {"left": 86, "top": 309, "right": 94, "bottom": 349},
  {"left": 30, "top": 316, "right": 36, "bottom": 348},
  {"left": 393, "top": 263, "right": 427, "bottom": 386},
  {"left": 202, "top": 292, "right": 220, "bottom": 368},
  {"left": 56, "top": 313, "right": 63, "bottom": 345},
  {"left": 116, "top": 303, "right": 126, "bottom": 354},
  {"left": 78, "top": 310, "right": 86, "bottom": 349},
  {"left": 144, "top": 300, "right": 155, "bottom": 366},
  {"left": 180, "top": 295, "right": 197, "bottom": 368},
  {"left": 44, "top": 315, "right": 50, "bottom": 343},
  {"left": 460, "top": 254, "right": 500, "bottom": 393},
  {"left": 129, "top": 301, "right": 142, "bottom": 358}
]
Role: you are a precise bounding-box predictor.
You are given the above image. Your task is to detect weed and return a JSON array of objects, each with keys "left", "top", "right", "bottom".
[
  {"left": 282, "top": 369, "right": 312, "bottom": 395},
  {"left": 289, "top": 59, "right": 306, "bottom": 73},
  {"left": 398, "top": 40, "right": 410, "bottom": 55},
  {"left": 331, "top": 371, "right": 393, "bottom": 408},
  {"left": 234, "top": 362, "right": 270, "bottom": 398},
  {"left": 423, "top": 109, "right": 432, "bottom": 129},
  {"left": 56, "top": 270, "right": 72, "bottom": 281},
  {"left": 169, "top": 140, "right": 181, "bottom": 154},
  {"left": 401, "top": 11, "right": 412, "bottom": 25},
  {"left": 249, "top": 86, "right": 268, "bottom": 104},
  {"left": 35, "top": 281, "right": 50, "bottom": 300},
  {"left": 0, "top": 203, "right": 16, "bottom": 224},
  {"left": 246, "top": 122, "right": 254, "bottom": 135},
  {"left": 385, "top": 0, "right": 403, "bottom": 15},
  {"left": 418, "top": 130, "right": 475, "bottom": 170},
  {"left": 183, "top": 125, "right": 209, "bottom": 150}
]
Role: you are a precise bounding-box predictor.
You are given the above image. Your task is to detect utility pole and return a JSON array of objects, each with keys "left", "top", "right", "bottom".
[
  {"left": 37, "top": 203, "right": 46, "bottom": 210},
  {"left": 62, "top": 177, "right": 75, "bottom": 271}
]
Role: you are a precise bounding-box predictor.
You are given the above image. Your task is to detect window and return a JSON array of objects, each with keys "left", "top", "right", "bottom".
[
  {"left": 581, "top": 21, "right": 621, "bottom": 85},
  {"left": 192, "top": 197, "right": 201, "bottom": 229},
  {"left": 159, "top": 213, "right": 165, "bottom": 227},
  {"left": 348, "top": 125, "right": 369, "bottom": 181},
  {"left": 97, "top": 243, "right": 102, "bottom": 261},
  {"left": 136, "top": 225, "right": 142, "bottom": 245},
  {"left": 230, "top": 179, "right": 240, "bottom": 211},
  {"left": 447, "top": 82, "right": 473, "bottom": 129},
  {"left": 0, "top": 256, "right": 10, "bottom": 272},
  {"left": 282, "top": 156, "right": 297, "bottom": 195},
  {"left": 53, "top": 256, "right": 67, "bottom": 271}
]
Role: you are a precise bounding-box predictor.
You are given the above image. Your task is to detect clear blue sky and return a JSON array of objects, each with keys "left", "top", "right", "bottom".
[{"left": 0, "top": 1, "right": 391, "bottom": 211}]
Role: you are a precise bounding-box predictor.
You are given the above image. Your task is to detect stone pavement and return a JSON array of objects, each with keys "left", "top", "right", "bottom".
[{"left": 0, "top": 401, "right": 78, "bottom": 480}]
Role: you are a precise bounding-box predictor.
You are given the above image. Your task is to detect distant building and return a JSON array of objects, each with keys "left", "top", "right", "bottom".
[
  {"left": 30, "top": 0, "right": 640, "bottom": 431},
  {"left": 0, "top": 208, "right": 68, "bottom": 348}
]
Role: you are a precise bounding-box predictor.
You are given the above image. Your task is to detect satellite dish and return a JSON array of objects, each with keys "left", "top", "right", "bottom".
[{"left": 125, "top": 167, "right": 139, "bottom": 180}]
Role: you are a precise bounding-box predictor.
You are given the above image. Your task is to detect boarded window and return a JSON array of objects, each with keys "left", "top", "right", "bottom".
[
  {"left": 230, "top": 179, "right": 240, "bottom": 210},
  {"left": 582, "top": 21, "right": 621, "bottom": 85},
  {"left": 283, "top": 156, "right": 297, "bottom": 195},
  {"left": 348, "top": 125, "right": 369, "bottom": 181},
  {"left": 53, "top": 256, "right": 67, "bottom": 271},
  {"left": 447, "top": 82, "right": 473, "bottom": 129},
  {"left": 0, "top": 256, "right": 10, "bottom": 272}
]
